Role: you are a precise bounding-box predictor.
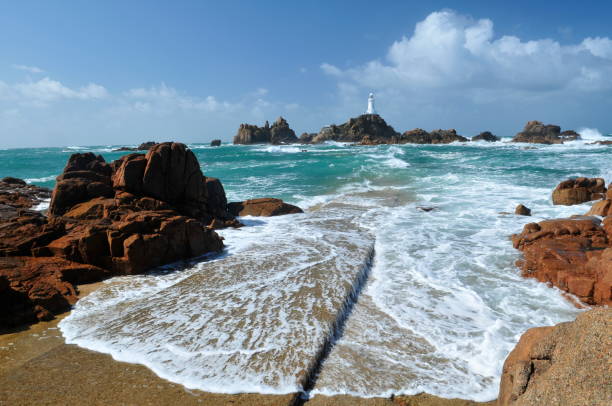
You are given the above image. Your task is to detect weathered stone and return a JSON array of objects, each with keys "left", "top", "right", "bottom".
[
  {"left": 312, "top": 114, "right": 399, "bottom": 144},
  {"left": 210, "top": 139, "right": 221, "bottom": 147},
  {"left": 498, "top": 308, "right": 611, "bottom": 406}
]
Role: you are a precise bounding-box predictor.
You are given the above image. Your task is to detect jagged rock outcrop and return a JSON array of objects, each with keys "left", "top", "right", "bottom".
[
  {"left": 512, "top": 121, "right": 581, "bottom": 144},
  {"left": 312, "top": 114, "right": 399, "bottom": 144},
  {"left": 0, "top": 177, "right": 51, "bottom": 216},
  {"left": 400, "top": 128, "right": 468, "bottom": 144},
  {"left": 210, "top": 139, "right": 221, "bottom": 147},
  {"left": 233, "top": 117, "right": 298, "bottom": 145},
  {"left": 498, "top": 308, "right": 611, "bottom": 406},
  {"left": 228, "top": 198, "right": 303, "bottom": 217},
  {"left": 586, "top": 186, "right": 612, "bottom": 216},
  {"left": 551, "top": 177, "right": 606, "bottom": 205},
  {"left": 472, "top": 131, "right": 500, "bottom": 142}
]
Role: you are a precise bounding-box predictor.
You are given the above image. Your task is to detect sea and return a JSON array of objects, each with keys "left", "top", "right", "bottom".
[{"left": 1, "top": 128, "right": 610, "bottom": 401}]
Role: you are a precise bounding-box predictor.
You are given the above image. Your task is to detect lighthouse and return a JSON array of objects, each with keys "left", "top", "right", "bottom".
[{"left": 366, "top": 92, "right": 376, "bottom": 115}]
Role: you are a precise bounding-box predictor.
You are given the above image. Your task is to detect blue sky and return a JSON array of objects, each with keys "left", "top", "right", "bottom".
[{"left": 1, "top": 1, "right": 611, "bottom": 147}]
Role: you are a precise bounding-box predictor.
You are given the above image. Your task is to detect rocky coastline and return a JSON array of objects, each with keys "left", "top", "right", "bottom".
[
  {"left": 0, "top": 142, "right": 301, "bottom": 328},
  {"left": 232, "top": 116, "right": 588, "bottom": 146},
  {"left": 1, "top": 144, "right": 610, "bottom": 405}
]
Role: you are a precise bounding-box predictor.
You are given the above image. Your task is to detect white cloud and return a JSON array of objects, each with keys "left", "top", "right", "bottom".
[
  {"left": 12, "top": 64, "right": 44, "bottom": 74},
  {"left": 322, "top": 10, "right": 612, "bottom": 95},
  {"left": 12, "top": 77, "right": 108, "bottom": 102},
  {"left": 320, "top": 63, "right": 343, "bottom": 76},
  {"left": 123, "top": 83, "right": 236, "bottom": 113}
]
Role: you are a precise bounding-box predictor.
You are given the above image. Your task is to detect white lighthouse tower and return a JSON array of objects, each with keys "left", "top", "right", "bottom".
[{"left": 366, "top": 92, "right": 376, "bottom": 115}]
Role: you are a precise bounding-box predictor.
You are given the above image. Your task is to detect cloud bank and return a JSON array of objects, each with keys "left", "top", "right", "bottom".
[{"left": 321, "top": 10, "right": 612, "bottom": 134}]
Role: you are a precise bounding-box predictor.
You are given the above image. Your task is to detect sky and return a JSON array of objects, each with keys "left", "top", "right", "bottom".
[{"left": 1, "top": 1, "right": 611, "bottom": 148}]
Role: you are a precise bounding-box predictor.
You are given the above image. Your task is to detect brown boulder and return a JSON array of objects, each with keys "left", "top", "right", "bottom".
[
  {"left": 0, "top": 211, "right": 65, "bottom": 257},
  {"left": 0, "top": 177, "right": 51, "bottom": 213},
  {"left": 551, "top": 177, "right": 606, "bottom": 205},
  {"left": 0, "top": 256, "right": 108, "bottom": 327},
  {"left": 514, "top": 204, "right": 531, "bottom": 216},
  {"left": 227, "top": 198, "right": 303, "bottom": 217},
  {"left": 498, "top": 308, "right": 611, "bottom": 406}
]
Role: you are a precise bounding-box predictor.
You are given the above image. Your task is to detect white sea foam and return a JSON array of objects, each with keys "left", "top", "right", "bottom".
[
  {"left": 60, "top": 206, "right": 375, "bottom": 395},
  {"left": 577, "top": 127, "right": 605, "bottom": 141},
  {"left": 25, "top": 175, "right": 56, "bottom": 184}
]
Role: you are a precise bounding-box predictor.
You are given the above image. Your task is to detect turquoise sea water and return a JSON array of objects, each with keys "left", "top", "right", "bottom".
[{"left": 2, "top": 136, "right": 611, "bottom": 400}]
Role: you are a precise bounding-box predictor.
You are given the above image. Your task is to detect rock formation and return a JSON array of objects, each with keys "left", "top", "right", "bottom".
[
  {"left": 233, "top": 117, "right": 298, "bottom": 145},
  {"left": 551, "top": 177, "right": 606, "bottom": 205},
  {"left": 472, "top": 131, "right": 500, "bottom": 142},
  {"left": 311, "top": 114, "right": 400, "bottom": 144},
  {"left": 400, "top": 128, "right": 468, "bottom": 144},
  {"left": 512, "top": 214, "right": 611, "bottom": 305},
  {"left": 512, "top": 121, "right": 581, "bottom": 144},
  {"left": 498, "top": 308, "right": 611, "bottom": 406},
  {"left": 210, "top": 139, "right": 221, "bottom": 147}
]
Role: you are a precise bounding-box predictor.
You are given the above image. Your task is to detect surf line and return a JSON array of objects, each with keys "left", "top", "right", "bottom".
[{"left": 292, "top": 243, "right": 376, "bottom": 405}]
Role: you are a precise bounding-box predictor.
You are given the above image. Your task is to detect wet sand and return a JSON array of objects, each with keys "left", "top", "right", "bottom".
[{"left": 0, "top": 283, "right": 495, "bottom": 406}]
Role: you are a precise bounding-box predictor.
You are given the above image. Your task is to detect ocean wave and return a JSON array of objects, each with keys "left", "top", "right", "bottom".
[{"left": 25, "top": 175, "right": 56, "bottom": 183}]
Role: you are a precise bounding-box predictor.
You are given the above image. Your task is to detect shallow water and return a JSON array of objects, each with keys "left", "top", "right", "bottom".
[{"left": 1, "top": 135, "right": 610, "bottom": 400}]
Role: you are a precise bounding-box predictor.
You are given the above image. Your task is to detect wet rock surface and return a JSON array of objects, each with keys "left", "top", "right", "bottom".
[
  {"left": 511, "top": 121, "right": 580, "bottom": 144},
  {"left": 498, "top": 308, "right": 611, "bottom": 406}
]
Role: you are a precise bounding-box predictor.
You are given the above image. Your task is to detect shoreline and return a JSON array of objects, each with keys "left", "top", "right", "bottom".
[{"left": 0, "top": 282, "right": 494, "bottom": 406}]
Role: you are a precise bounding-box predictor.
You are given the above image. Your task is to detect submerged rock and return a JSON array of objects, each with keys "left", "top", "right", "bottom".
[
  {"left": 227, "top": 198, "right": 303, "bottom": 217},
  {"left": 551, "top": 177, "right": 606, "bottom": 205},
  {"left": 498, "top": 308, "right": 611, "bottom": 406},
  {"left": 514, "top": 204, "right": 531, "bottom": 216},
  {"left": 233, "top": 117, "right": 298, "bottom": 145},
  {"left": 512, "top": 121, "right": 580, "bottom": 144},
  {"left": 472, "top": 131, "right": 500, "bottom": 142}
]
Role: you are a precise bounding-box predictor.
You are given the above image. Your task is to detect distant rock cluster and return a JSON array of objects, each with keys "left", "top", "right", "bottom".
[{"left": 232, "top": 115, "right": 589, "bottom": 147}]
